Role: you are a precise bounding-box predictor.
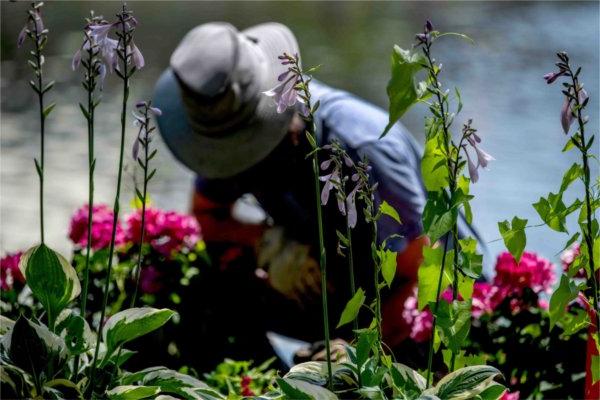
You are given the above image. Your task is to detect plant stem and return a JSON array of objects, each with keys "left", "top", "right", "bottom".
[
  {"left": 73, "top": 43, "right": 97, "bottom": 383},
  {"left": 32, "top": 20, "right": 45, "bottom": 244},
  {"left": 88, "top": 17, "right": 130, "bottom": 395},
  {"left": 570, "top": 70, "right": 600, "bottom": 338},
  {"left": 346, "top": 223, "right": 359, "bottom": 337}
]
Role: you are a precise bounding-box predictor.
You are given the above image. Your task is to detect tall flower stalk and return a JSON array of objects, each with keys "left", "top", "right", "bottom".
[
  {"left": 130, "top": 101, "right": 161, "bottom": 308},
  {"left": 18, "top": 2, "right": 54, "bottom": 244},
  {"left": 87, "top": 5, "right": 143, "bottom": 395},
  {"left": 544, "top": 53, "right": 599, "bottom": 338},
  {"left": 319, "top": 141, "right": 359, "bottom": 337},
  {"left": 409, "top": 21, "right": 489, "bottom": 383},
  {"left": 70, "top": 12, "right": 104, "bottom": 381},
  {"left": 263, "top": 53, "right": 333, "bottom": 388}
]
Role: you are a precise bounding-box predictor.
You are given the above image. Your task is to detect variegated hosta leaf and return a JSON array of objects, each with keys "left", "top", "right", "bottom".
[
  {"left": 106, "top": 385, "right": 161, "bottom": 400},
  {"left": 121, "top": 367, "right": 209, "bottom": 399},
  {"left": 103, "top": 307, "right": 176, "bottom": 358},
  {"left": 388, "top": 363, "right": 427, "bottom": 397},
  {"left": 284, "top": 361, "right": 357, "bottom": 391},
  {"left": 0, "top": 315, "right": 15, "bottom": 336},
  {"left": 278, "top": 378, "right": 338, "bottom": 400},
  {"left": 431, "top": 365, "right": 502, "bottom": 400}
]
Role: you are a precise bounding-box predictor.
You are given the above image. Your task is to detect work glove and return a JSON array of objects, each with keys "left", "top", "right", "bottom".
[{"left": 256, "top": 227, "right": 322, "bottom": 305}]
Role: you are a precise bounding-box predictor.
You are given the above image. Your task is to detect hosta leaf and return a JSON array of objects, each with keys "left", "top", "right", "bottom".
[
  {"left": 497, "top": 216, "right": 528, "bottom": 263},
  {"left": 433, "top": 300, "right": 471, "bottom": 354},
  {"left": 381, "top": 46, "right": 428, "bottom": 137},
  {"left": 103, "top": 308, "right": 175, "bottom": 358},
  {"left": 476, "top": 383, "right": 507, "bottom": 400},
  {"left": 106, "top": 385, "right": 161, "bottom": 400},
  {"left": 19, "top": 244, "right": 81, "bottom": 329},
  {"left": 418, "top": 246, "right": 453, "bottom": 310},
  {"left": 337, "top": 288, "right": 366, "bottom": 328},
  {"left": 433, "top": 365, "right": 502, "bottom": 400},
  {"left": 123, "top": 367, "right": 209, "bottom": 399},
  {"left": 380, "top": 201, "right": 401, "bottom": 224},
  {"left": 278, "top": 378, "right": 337, "bottom": 400},
  {"left": 55, "top": 309, "right": 93, "bottom": 355},
  {"left": 549, "top": 274, "right": 579, "bottom": 329},
  {"left": 0, "top": 315, "right": 15, "bottom": 335},
  {"left": 389, "top": 363, "right": 426, "bottom": 398}
]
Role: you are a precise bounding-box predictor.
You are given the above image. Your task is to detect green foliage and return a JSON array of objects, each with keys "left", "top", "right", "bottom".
[
  {"left": 421, "top": 134, "right": 449, "bottom": 193},
  {"left": 103, "top": 307, "right": 176, "bottom": 361},
  {"left": 418, "top": 246, "right": 453, "bottom": 310},
  {"left": 498, "top": 216, "right": 528, "bottom": 263},
  {"left": 533, "top": 192, "right": 581, "bottom": 233},
  {"left": 19, "top": 244, "right": 81, "bottom": 330},
  {"left": 549, "top": 275, "right": 580, "bottom": 329},
  {"left": 429, "top": 365, "right": 502, "bottom": 399},
  {"left": 337, "top": 288, "right": 366, "bottom": 328},
  {"left": 433, "top": 300, "right": 472, "bottom": 353},
  {"left": 380, "top": 249, "right": 397, "bottom": 288},
  {"left": 107, "top": 385, "right": 161, "bottom": 400},
  {"left": 379, "top": 200, "right": 402, "bottom": 225},
  {"left": 381, "top": 46, "right": 428, "bottom": 137}
]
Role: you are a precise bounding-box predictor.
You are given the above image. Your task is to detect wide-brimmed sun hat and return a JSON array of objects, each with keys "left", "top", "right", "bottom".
[{"left": 153, "top": 22, "right": 300, "bottom": 179}]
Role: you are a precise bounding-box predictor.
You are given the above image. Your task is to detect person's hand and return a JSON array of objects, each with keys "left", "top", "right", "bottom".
[{"left": 256, "top": 227, "right": 322, "bottom": 305}]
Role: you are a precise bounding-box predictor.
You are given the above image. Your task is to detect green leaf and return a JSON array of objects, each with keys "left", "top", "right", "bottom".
[
  {"left": 381, "top": 46, "right": 427, "bottom": 137},
  {"left": 427, "top": 210, "right": 456, "bottom": 244},
  {"left": 592, "top": 355, "right": 600, "bottom": 384},
  {"left": 276, "top": 378, "right": 312, "bottom": 400},
  {"left": 389, "top": 363, "right": 426, "bottom": 398},
  {"left": 433, "top": 300, "right": 471, "bottom": 353},
  {"left": 380, "top": 249, "right": 397, "bottom": 288},
  {"left": 433, "top": 365, "right": 502, "bottom": 399},
  {"left": 103, "top": 307, "right": 176, "bottom": 360},
  {"left": 497, "top": 216, "right": 528, "bottom": 263},
  {"left": 55, "top": 309, "right": 93, "bottom": 355},
  {"left": 421, "top": 135, "right": 449, "bottom": 192},
  {"left": 337, "top": 288, "right": 366, "bottom": 328},
  {"left": 476, "top": 383, "right": 507, "bottom": 400},
  {"left": 559, "top": 163, "right": 583, "bottom": 193},
  {"left": 417, "top": 246, "right": 453, "bottom": 310},
  {"left": 122, "top": 367, "right": 209, "bottom": 399},
  {"left": 458, "top": 237, "right": 483, "bottom": 279},
  {"left": 106, "top": 385, "right": 161, "bottom": 400},
  {"left": 19, "top": 244, "right": 81, "bottom": 330},
  {"left": 43, "top": 102, "right": 56, "bottom": 117},
  {"left": 533, "top": 193, "right": 581, "bottom": 233},
  {"left": 380, "top": 201, "right": 401, "bottom": 224},
  {"left": 549, "top": 274, "right": 579, "bottom": 329},
  {"left": 557, "top": 308, "right": 589, "bottom": 337}
]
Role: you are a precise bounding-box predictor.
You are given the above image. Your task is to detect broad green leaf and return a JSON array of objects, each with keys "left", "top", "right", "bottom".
[
  {"left": 19, "top": 244, "right": 81, "bottom": 329},
  {"left": 418, "top": 246, "right": 453, "bottom": 310},
  {"left": 458, "top": 237, "right": 482, "bottom": 279},
  {"left": 380, "top": 249, "right": 397, "bottom": 288},
  {"left": 122, "top": 367, "right": 209, "bottom": 399},
  {"left": 533, "top": 193, "right": 581, "bottom": 233},
  {"left": 422, "top": 191, "right": 451, "bottom": 242},
  {"left": 55, "top": 309, "right": 93, "bottom": 355},
  {"left": 381, "top": 46, "right": 428, "bottom": 137},
  {"left": 7, "top": 316, "right": 68, "bottom": 380},
  {"left": 457, "top": 275, "right": 474, "bottom": 302},
  {"left": 421, "top": 135, "right": 449, "bottom": 192},
  {"left": 497, "top": 216, "right": 528, "bottom": 263},
  {"left": 427, "top": 210, "right": 456, "bottom": 245},
  {"left": 106, "top": 385, "right": 161, "bottom": 400},
  {"left": 380, "top": 201, "right": 402, "bottom": 224},
  {"left": 558, "top": 308, "right": 589, "bottom": 337},
  {"left": 559, "top": 163, "right": 583, "bottom": 193},
  {"left": 433, "top": 365, "right": 502, "bottom": 400},
  {"left": 442, "top": 350, "right": 485, "bottom": 371},
  {"left": 337, "top": 288, "right": 366, "bottom": 328},
  {"left": 103, "top": 308, "right": 176, "bottom": 359},
  {"left": 389, "top": 363, "right": 426, "bottom": 397},
  {"left": 277, "top": 377, "right": 338, "bottom": 400},
  {"left": 476, "top": 383, "right": 507, "bottom": 400},
  {"left": 433, "top": 300, "right": 471, "bottom": 353},
  {"left": 549, "top": 274, "right": 579, "bottom": 329},
  {"left": 285, "top": 362, "right": 331, "bottom": 387}
]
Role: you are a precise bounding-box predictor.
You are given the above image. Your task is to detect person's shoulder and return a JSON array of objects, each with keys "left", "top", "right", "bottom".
[{"left": 312, "top": 81, "right": 420, "bottom": 154}]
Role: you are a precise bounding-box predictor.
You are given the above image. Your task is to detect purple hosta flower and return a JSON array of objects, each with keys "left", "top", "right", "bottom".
[
  {"left": 464, "top": 147, "right": 479, "bottom": 184},
  {"left": 415, "top": 19, "right": 434, "bottom": 47},
  {"left": 345, "top": 184, "right": 359, "bottom": 228},
  {"left": 543, "top": 70, "right": 566, "bottom": 84},
  {"left": 132, "top": 102, "right": 162, "bottom": 159},
  {"left": 263, "top": 53, "right": 305, "bottom": 114},
  {"left": 130, "top": 42, "right": 145, "bottom": 70},
  {"left": 561, "top": 87, "right": 588, "bottom": 134},
  {"left": 319, "top": 162, "right": 340, "bottom": 209},
  {"left": 17, "top": 8, "right": 44, "bottom": 48},
  {"left": 463, "top": 127, "right": 494, "bottom": 183}
]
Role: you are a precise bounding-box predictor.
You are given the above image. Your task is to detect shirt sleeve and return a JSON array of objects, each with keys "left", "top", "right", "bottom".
[{"left": 361, "top": 131, "right": 427, "bottom": 252}]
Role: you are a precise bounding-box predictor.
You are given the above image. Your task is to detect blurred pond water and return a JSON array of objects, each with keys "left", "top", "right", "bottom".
[{"left": 1, "top": 1, "right": 598, "bottom": 273}]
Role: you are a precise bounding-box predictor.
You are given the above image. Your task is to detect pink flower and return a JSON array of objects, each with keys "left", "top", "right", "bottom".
[
  {"left": 0, "top": 252, "right": 25, "bottom": 291},
  {"left": 125, "top": 208, "right": 201, "bottom": 258},
  {"left": 500, "top": 390, "right": 520, "bottom": 400},
  {"left": 68, "top": 204, "right": 125, "bottom": 250},
  {"left": 471, "top": 282, "right": 507, "bottom": 318},
  {"left": 402, "top": 288, "right": 434, "bottom": 343},
  {"left": 139, "top": 265, "right": 163, "bottom": 294},
  {"left": 494, "top": 251, "right": 556, "bottom": 295},
  {"left": 560, "top": 242, "right": 586, "bottom": 278}
]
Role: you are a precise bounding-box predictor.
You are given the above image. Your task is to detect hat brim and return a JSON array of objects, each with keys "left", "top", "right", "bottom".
[{"left": 153, "top": 23, "right": 299, "bottom": 179}]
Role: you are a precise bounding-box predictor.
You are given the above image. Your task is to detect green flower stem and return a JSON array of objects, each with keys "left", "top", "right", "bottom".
[
  {"left": 87, "top": 13, "right": 131, "bottom": 395},
  {"left": 346, "top": 223, "right": 359, "bottom": 337},
  {"left": 73, "top": 40, "right": 97, "bottom": 383},
  {"left": 570, "top": 70, "right": 600, "bottom": 338},
  {"left": 296, "top": 67, "right": 333, "bottom": 388}
]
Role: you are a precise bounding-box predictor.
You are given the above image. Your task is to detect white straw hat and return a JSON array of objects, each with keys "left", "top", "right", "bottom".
[{"left": 153, "top": 22, "right": 300, "bottom": 178}]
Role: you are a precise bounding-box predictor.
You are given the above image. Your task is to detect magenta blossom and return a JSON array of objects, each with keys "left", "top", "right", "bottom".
[
  {"left": 500, "top": 390, "right": 520, "bottom": 400},
  {"left": 494, "top": 251, "right": 556, "bottom": 295},
  {"left": 68, "top": 204, "right": 125, "bottom": 250},
  {"left": 471, "top": 282, "right": 507, "bottom": 318},
  {"left": 125, "top": 207, "right": 201, "bottom": 258},
  {"left": 0, "top": 252, "right": 25, "bottom": 291},
  {"left": 560, "top": 242, "right": 586, "bottom": 279},
  {"left": 402, "top": 288, "right": 434, "bottom": 343},
  {"left": 139, "top": 265, "right": 163, "bottom": 294}
]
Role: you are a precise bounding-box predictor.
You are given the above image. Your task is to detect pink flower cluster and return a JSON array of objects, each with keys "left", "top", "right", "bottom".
[
  {"left": 69, "top": 204, "right": 125, "bottom": 250},
  {"left": 68, "top": 204, "right": 201, "bottom": 259},
  {"left": 0, "top": 252, "right": 25, "bottom": 291},
  {"left": 125, "top": 207, "right": 201, "bottom": 258},
  {"left": 403, "top": 251, "right": 556, "bottom": 343}
]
